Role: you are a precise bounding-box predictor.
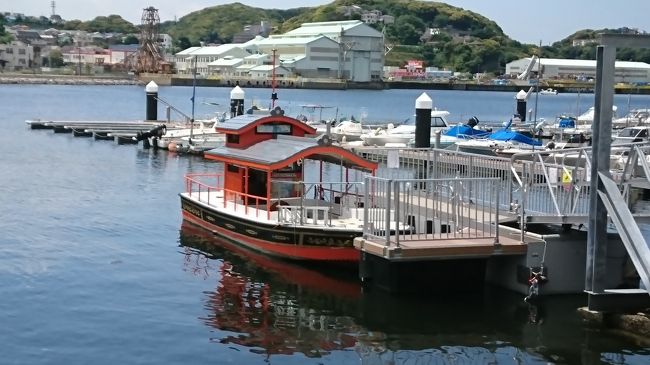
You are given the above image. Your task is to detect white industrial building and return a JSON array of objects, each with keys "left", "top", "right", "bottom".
[
  {"left": 506, "top": 57, "right": 650, "bottom": 83},
  {"left": 172, "top": 20, "right": 384, "bottom": 82},
  {"left": 174, "top": 44, "right": 250, "bottom": 75},
  {"left": 274, "top": 20, "right": 384, "bottom": 82}
]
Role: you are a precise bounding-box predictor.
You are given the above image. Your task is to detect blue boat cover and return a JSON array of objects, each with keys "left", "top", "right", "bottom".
[
  {"left": 444, "top": 125, "right": 489, "bottom": 138},
  {"left": 558, "top": 117, "right": 576, "bottom": 128},
  {"left": 488, "top": 130, "right": 542, "bottom": 146}
]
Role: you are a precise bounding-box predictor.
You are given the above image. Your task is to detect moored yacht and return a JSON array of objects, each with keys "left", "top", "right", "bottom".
[
  {"left": 360, "top": 110, "right": 451, "bottom": 147},
  {"left": 613, "top": 108, "right": 650, "bottom": 129}
]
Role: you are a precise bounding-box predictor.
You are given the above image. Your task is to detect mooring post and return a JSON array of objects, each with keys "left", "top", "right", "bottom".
[
  {"left": 230, "top": 86, "right": 245, "bottom": 118},
  {"left": 516, "top": 89, "right": 527, "bottom": 122},
  {"left": 414, "top": 92, "right": 432, "bottom": 148},
  {"left": 145, "top": 81, "right": 158, "bottom": 121},
  {"left": 415, "top": 93, "right": 432, "bottom": 189}
]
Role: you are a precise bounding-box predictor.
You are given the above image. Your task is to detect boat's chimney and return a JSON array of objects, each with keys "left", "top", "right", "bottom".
[
  {"left": 414, "top": 92, "right": 432, "bottom": 148},
  {"left": 230, "top": 86, "right": 245, "bottom": 118},
  {"left": 145, "top": 81, "right": 159, "bottom": 121},
  {"left": 516, "top": 89, "right": 528, "bottom": 122}
]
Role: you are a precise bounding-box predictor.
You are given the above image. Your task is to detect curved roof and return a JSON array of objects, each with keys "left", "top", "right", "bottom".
[
  {"left": 204, "top": 135, "right": 377, "bottom": 172},
  {"left": 216, "top": 114, "right": 316, "bottom": 135}
]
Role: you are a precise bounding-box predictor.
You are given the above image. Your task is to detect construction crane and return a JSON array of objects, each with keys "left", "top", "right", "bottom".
[{"left": 132, "top": 6, "right": 166, "bottom": 74}]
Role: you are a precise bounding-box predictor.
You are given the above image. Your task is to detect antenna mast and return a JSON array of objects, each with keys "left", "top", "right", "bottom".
[{"left": 271, "top": 48, "right": 278, "bottom": 108}]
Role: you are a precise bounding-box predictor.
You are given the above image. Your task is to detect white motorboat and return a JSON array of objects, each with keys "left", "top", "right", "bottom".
[
  {"left": 613, "top": 126, "right": 650, "bottom": 145},
  {"left": 169, "top": 134, "right": 226, "bottom": 154},
  {"left": 360, "top": 110, "right": 452, "bottom": 147},
  {"left": 360, "top": 123, "right": 413, "bottom": 146},
  {"left": 576, "top": 105, "right": 618, "bottom": 125},
  {"left": 454, "top": 126, "right": 547, "bottom": 157},
  {"left": 330, "top": 119, "right": 368, "bottom": 142},
  {"left": 539, "top": 88, "right": 558, "bottom": 95},
  {"left": 156, "top": 119, "right": 222, "bottom": 150},
  {"left": 612, "top": 108, "right": 650, "bottom": 129}
]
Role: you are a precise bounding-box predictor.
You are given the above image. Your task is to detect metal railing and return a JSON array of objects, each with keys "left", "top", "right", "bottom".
[
  {"left": 184, "top": 173, "right": 365, "bottom": 224},
  {"left": 354, "top": 143, "right": 650, "bottom": 228},
  {"left": 272, "top": 180, "right": 365, "bottom": 226},
  {"left": 363, "top": 176, "right": 501, "bottom": 247},
  {"left": 598, "top": 171, "right": 650, "bottom": 291},
  {"left": 356, "top": 147, "right": 514, "bottom": 209}
]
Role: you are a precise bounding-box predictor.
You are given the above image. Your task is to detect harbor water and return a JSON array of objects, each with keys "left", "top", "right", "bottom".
[{"left": 1, "top": 84, "right": 650, "bottom": 364}]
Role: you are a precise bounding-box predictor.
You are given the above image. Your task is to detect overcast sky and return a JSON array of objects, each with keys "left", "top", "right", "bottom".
[{"left": 5, "top": 0, "right": 649, "bottom": 45}]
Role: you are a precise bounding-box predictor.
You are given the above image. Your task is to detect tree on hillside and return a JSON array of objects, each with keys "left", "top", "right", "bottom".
[
  {"left": 175, "top": 36, "right": 192, "bottom": 52},
  {"left": 63, "top": 19, "right": 84, "bottom": 30},
  {"left": 122, "top": 35, "right": 139, "bottom": 45},
  {"left": 0, "top": 15, "right": 13, "bottom": 43},
  {"left": 82, "top": 15, "right": 138, "bottom": 33},
  {"left": 48, "top": 49, "right": 64, "bottom": 67},
  {"left": 387, "top": 14, "right": 424, "bottom": 44}
]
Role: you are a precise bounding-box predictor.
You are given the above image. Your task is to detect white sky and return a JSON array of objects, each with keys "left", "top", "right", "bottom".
[{"left": 5, "top": 0, "right": 649, "bottom": 45}]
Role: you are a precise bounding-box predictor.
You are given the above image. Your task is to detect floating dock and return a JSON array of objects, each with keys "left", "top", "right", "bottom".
[{"left": 26, "top": 119, "right": 203, "bottom": 151}]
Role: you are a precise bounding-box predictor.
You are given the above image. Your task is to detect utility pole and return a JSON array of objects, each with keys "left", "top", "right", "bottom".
[{"left": 77, "top": 42, "right": 81, "bottom": 75}]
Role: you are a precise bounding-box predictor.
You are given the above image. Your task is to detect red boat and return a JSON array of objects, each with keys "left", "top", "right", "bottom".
[{"left": 180, "top": 110, "right": 382, "bottom": 262}]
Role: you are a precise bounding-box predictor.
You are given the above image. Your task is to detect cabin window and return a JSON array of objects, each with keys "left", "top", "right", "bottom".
[
  {"left": 431, "top": 117, "right": 447, "bottom": 127},
  {"left": 227, "top": 164, "right": 239, "bottom": 173},
  {"left": 227, "top": 134, "right": 240, "bottom": 143},
  {"left": 256, "top": 123, "right": 292, "bottom": 134}
]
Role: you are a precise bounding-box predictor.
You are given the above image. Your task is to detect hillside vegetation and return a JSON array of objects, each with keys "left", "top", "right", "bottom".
[
  {"left": 4, "top": 1, "right": 649, "bottom": 74},
  {"left": 163, "top": 0, "right": 536, "bottom": 73}
]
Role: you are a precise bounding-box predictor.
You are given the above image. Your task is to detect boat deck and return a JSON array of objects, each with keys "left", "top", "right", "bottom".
[
  {"left": 355, "top": 228, "right": 530, "bottom": 261},
  {"left": 183, "top": 191, "right": 367, "bottom": 231}
]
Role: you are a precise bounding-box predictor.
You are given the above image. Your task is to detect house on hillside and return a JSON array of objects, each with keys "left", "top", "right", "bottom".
[
  {"left": 232, "top": 21, "right": 272, "bottom": 43},
  {"left": 109, "top": 44, "right": 139, "bottom": 65},
  {"left": 0, "top": 41, "right": 34, "bottom": 70}
]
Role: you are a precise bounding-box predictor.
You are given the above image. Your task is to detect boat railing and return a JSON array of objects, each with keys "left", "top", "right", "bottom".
[
  {"left": 363, "top": 176, "right": 501, "bottom": 247},
  {"left": 185, "top": 173, "right": 224, "bottom": 207},
  {"left": 184, "top": 173, "right": 271, "bottom": 218},
  {"left": 271, "top": 180, "right": 365, "bottom": 225}
]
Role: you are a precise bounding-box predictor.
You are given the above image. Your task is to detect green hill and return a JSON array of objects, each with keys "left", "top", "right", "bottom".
[
  {"left": 163, "top": 0, "right": 536, "bottom": 73},
  {"left": 162, "top": 3, "right": 310, "bottom": 46},
  {"left": 6, "top": 1, "right": 649, "bottom": 73},
  {"left": 541, "top": 27, "right": 650, "bottom": 63}
]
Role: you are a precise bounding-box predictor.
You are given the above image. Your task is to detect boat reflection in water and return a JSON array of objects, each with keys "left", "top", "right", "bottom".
[
  {"left": 179, "top": 222, "right": 649, "bottom": 364},
  {"left": 179, "top": 222, "right": 362, "bottom": 358}
]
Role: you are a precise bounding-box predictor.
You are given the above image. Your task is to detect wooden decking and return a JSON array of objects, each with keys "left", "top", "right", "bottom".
[{"left": 355, "top": 227, "right": 532, "bottom": 261}]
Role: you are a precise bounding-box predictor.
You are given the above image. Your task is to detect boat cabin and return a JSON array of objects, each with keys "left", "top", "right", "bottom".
[
  {"left": 204, "top": 111, "right": 377, "bottom": 216},
  {"left": 613, "top": 126, "right": 650, "bottom": 145}
]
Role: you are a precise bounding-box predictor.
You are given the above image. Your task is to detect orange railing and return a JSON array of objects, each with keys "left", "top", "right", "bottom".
[{"left": 184, "top": 173, "right": 271, "bottom": 219}]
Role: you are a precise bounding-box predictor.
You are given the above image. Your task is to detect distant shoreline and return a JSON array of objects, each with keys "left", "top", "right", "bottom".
[
  {"left": 0, "top": 73, "right": 143, "bottom": 86},
  {"left": 2, "top": 73, "right": 649, "bottom": 94}
]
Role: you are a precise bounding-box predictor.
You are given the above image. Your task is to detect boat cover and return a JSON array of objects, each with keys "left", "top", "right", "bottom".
[
  {"left": 558, "top": 117, "right": 576, "bottom": 128},
  {"left": 444, "top": 125, "right": 489, "bottom": 138},
  {"left": 488, "top": 130, "right": 542, "bottom": 146}
]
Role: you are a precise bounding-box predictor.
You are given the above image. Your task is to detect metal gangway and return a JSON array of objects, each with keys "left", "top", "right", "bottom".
[
  {"left": 354, "top": 143, "right": 650, "bottom": 302},
  {"left": 354, "top": 143, "right": 650, "bottom": 229}
]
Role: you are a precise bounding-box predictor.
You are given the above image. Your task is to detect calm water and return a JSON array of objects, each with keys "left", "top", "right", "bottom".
[{"left": 1, "top": 84, "right": 649, "bottom": 365}]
